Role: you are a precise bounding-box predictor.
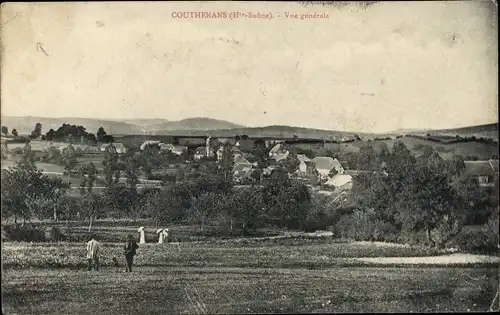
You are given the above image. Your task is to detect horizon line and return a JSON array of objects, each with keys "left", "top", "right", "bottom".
[{"left": 1, "top": 114, "right": 498, "bottom": 135}]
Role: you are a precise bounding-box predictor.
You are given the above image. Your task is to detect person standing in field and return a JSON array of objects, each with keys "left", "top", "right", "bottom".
[
  {"left": 86, "top": 234, "right": 100, "bottom": 271},
  {"left": 124, "top": 234, "right": 139, "bottom": 272}
]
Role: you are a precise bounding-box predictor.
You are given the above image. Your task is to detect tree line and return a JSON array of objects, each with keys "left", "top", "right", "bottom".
[
  {"left": 1, "top": 139, "right": 498, "bottom": 251},
  {"left": 1, "top": 123, "right": 114, "bottom": 144}
]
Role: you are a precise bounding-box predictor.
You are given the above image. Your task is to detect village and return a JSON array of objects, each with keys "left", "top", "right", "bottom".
[
  {"left": 2, "top": 127, "right": 498, "bottom": 197},
  {"left": 2, "top": 1, "right": 499, "bottom": 314}
]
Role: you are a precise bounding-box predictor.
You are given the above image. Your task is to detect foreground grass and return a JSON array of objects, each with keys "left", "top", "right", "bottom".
[
  {"left": 1, "top": 240, "right": 450, "bottom": 269},
  {"left": 3, "top": 239, "right": 499, "bottom": 314},
  {"left": 3, "top": 265, "right": 498, "bottom": 314}
]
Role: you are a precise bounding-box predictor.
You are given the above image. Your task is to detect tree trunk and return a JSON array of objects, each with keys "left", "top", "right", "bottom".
[
  {"left": 88, "top": 216, "right": 93, "bottom": 233},
  {"left": 230, "top": 218, "right": 233, "bottom": 232},
  {"left": 426, "top": 227, "right": 435, "bottom": 248},
  {"left": 53, "top": 205, "right": 57, "bottom": 222}
]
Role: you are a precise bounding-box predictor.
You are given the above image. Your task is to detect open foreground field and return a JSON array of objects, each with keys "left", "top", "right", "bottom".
[{"left": 2, "top": 238, "right": 499, "bottom": 314}]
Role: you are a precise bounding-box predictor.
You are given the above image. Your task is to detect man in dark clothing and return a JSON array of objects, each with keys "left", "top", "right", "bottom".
[{"left": 124, "top": 234, "right": 139, "bottom": 272}]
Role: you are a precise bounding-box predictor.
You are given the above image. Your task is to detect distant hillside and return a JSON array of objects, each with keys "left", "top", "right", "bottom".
[
  {"left": 148, "top": 117, "right": 245, "bottom": 133},
  {"left": 153, "top": 125, "right": 377, "bottom": 139},
  {"left": 388, "top": 123, "right": 498, "bottom": 139},
  {"left": 0, "top": 116, "right": 145, "bottom": 135},
  {"left": 413, "top": 123, "right": 498, "bottom": 139},
  {"left": 116, "top": 118, "right": 170, "bottom": 128},
  {"left": 426, "top": 123, "right": 498, "bottom": 139}
]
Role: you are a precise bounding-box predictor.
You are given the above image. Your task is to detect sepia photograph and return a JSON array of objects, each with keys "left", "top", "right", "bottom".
[{"left": 1, "top": 1, "right": 499, "bottom": 314}]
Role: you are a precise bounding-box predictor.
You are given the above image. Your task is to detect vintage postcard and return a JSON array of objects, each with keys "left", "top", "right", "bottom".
[{"left": 1, "top": 1, "right": 499, "bottom": 314}]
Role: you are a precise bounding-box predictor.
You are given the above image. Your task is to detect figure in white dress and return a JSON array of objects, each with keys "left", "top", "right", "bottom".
[
  {"left": 137, "top": 226, "right": 146, "bottom": 244},
  {"left": 156, "top": 228, "right": 169, "bottom": 244}
]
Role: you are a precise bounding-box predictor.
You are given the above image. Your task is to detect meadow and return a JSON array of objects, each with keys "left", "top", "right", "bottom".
[{"left": 2, "top": 236, "right": 499, "bottom": 314}]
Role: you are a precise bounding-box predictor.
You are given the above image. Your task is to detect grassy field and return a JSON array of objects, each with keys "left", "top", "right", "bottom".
[
  {"left": 361, "top": 138, "right": 498, "bottom": 160},
  {"left": 2, "top": 239, "right": 499, "bottom": 314}
]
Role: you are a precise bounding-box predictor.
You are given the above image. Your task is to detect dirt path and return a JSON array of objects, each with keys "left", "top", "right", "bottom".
[{"left": 357, "top": 253, "right": 500, "bottom": 265}]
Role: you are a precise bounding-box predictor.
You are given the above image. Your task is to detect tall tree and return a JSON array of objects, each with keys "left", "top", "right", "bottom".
[
  {"left": 357, "top": 144, "right": 377, "bottom": 170},
  {"left": 96, "top": 127, "right": 107, "bottom": 143},
  {"left": 102, "top": 144, "right": 120, "bottom": 186},
  {"left": 79, "top": 162, "right": 97, "bottom": 195},
  {"left": 219, "top": 143, "right": 234, "bottom": 180},
  {"left": 81, "top": 191, "right": 103, "bottom": 232},
  {"left": 62, "top": 144, "right": 78, "bottom": 172},
  {"left": 30, "top": 123, "right": 43, "bottom": 139},
  {"left": 377, "top": 142, "right": 390, "bottom": 165},
  {"left": 1, "top": 162, "right": 69, "bottom": 224},
  {"left": 281, "top": 149, "right": 300, "bottom": 174},
  {"left": 44, "top": 129, "right": 56, "bottom": 141},
  {"left": 20, "top": 142, "right": 35, "bottom": 167},
  {"left": 1, "top": 126, "right": 8, "bottom": 135}
]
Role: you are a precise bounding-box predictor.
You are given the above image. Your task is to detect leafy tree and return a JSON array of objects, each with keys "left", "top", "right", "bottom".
[
  {"left": 140, "top": 143, "right": 163, "bottom": 178},
  {"left": 262, "top": 168, "right": 311, "bottom": 229},
  {"left": 96, "top": 127, "right": 107, "bottom": 142},
  {"left": 219, "top": 143, "right": 234, "bottom": 180},
  {"left": 20, "top": 142, "right": 35, "bottom": 167},
  {"left": 281, "top": 149, "right": 300, "bottom": 174},
  {"left": 102, "top": 144, "right": 121, "bottom": 186},
  {"left": 87, "top": 133, "right": 97, "bottom": 145},
  {"left": 1, "top": 162, "right": 69, "bottom": 224},
  {"left": 377, "top": 142, "right": 390, "bottom": 165},
  {"left": 102, "top": 134, "right": 114, "bottom": 143},
  {"left": 396, "top": 152, "right": 460, "bottom": 247},
  {"left": 30, "top": 123, "right": 43, "bottom": 139},
  {"left": 452, "top": 174, "right": 490, "bottom": 225},
  {"left": 42, "top": 146, "right": 63, "bottom": 164},
  {"left": 45, "top": 129, "right": 56, "bottom": 141},
  {"left": 80, "top": 191, "right": 104, "bottom": 232},
  {"left": 122, "top": 154, "right": 141, "bottom": 189},
  {"left": 446, "top": 155, "right": 466, "bottom": 177},
  {"left": 250, "top": 168, "right": 262, "bottom": 183},
  {"left": 231, "top": 187, "right": 266, "bottom": 233},
  {"left": 308, "top": 165, "right": 321, "bottom": 186},
  {"left": 11, "top": 129, "right": 18, "bottom": 137},
  {"left": 142, "top": 190, "right": 170, "bottom": 228},
  {"left": 175, "top": 167, "right": 185, "bottom": 182},
  {"left": 356, "top": 144, "right": 377, "bottom": 170},
  {"left": 61, "top": 144, "right": 78, "bottom": 172},
  {"left": 79, "top": 162, "right": 97, "bottom": 194},
  {"left": 190, "top": 191, "right": 224, "bottom": 232},
  {"left": 1, "top": 126, "right": 8, "bottom": 135}
]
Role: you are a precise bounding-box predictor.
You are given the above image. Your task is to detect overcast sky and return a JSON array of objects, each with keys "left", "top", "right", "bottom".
[{"left": 1, "top": 1, "right": 497, "bottom": 133}]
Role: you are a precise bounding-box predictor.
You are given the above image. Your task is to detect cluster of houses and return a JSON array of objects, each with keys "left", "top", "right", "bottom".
[{"left": 2, "top": 135, "right": 498, "bottom": 190}]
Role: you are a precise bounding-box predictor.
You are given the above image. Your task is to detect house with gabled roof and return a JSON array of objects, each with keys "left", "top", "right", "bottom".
[
  {"left": 217, "top": 145, "right": 242, "bottom": 161},
  {"left": 312, "top": 157, "right": 344, "bottom": 179},
  {"left": 233, "top": 155, "right": 254, "bottom": 182},
  {"left": 463, "top": 159, "right": 498, "bottom": 187}
]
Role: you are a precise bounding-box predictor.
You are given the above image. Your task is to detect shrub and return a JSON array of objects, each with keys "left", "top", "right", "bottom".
[
  {"left": 397, "top": 230, "right": 428, "bottom": 246},
  {"left": 449, "top": 222, "right": 499, "bottom": 254},
  {"left": 334, "top": 209, "right": 398, "bottom": 242},
  {"left": 3, "top": 224, "right": 47, "bottom": 242},
  {"left": 49, "top": 226, "right": 66, "bottom": 242}
]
